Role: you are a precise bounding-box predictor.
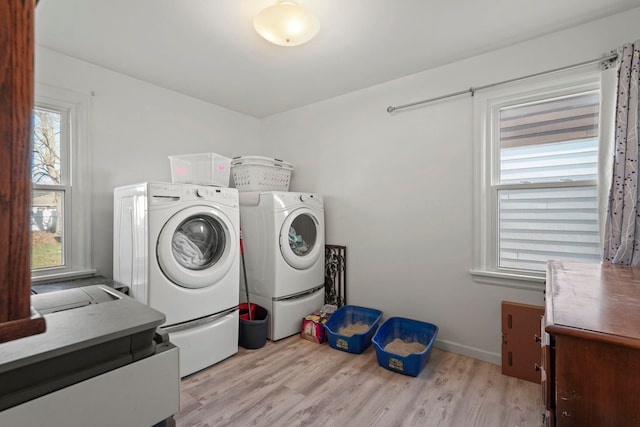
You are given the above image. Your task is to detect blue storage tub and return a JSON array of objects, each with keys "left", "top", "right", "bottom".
[
  {"left": 372, "top": 317, "right": 438, "bottom": 377},
  {"left": 324, "top": 305, "right": 383, "bottom": 354}
]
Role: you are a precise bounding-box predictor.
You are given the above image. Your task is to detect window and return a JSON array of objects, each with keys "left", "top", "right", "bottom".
[
  {"left": 472, "top": 69, "right": 603, "bottom": 288},
  {"left": 31, "top": 84, "right": 93, "bottom": 282}
]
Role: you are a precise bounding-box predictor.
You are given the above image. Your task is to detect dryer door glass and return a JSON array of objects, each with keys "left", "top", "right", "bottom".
[
  {"left": 172, "top": 216, "right": 226, "bottom": 270},
  {"left": 288, "top": 214, "right": 316, "bottom": 257},
  {"left": 280, "top": 208, "right": 324, "bottom": 270}
]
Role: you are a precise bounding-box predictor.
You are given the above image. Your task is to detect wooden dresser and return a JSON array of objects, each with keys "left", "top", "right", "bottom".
[{"left": 542, "top": 261, "right": 640, "bottom": 426}]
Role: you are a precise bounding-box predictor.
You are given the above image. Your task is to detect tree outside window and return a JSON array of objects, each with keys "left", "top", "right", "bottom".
[{"left": 31, "top": 108, "right": 64, "bottom": 269}]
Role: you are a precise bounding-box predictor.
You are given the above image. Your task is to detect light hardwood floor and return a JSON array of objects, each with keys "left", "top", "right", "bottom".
[{"left": 175, "top": 335, "right": 543, "bottom": 427}]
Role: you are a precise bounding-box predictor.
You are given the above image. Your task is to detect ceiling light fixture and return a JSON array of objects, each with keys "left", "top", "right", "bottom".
[{"left": 253, "top": 0, "right": 320, "bottom": 47}]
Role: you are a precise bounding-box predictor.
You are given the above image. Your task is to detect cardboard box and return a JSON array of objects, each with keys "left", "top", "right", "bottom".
[{"left": 300, "top": 305, "right": 337, "bottom": 344}]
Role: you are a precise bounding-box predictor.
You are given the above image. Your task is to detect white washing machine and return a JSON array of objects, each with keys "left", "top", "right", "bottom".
[
  {"left": 113, "top": 182, "right": 239, "bottom": 377},
  {"left": 239, "top": 191, "right": 325, "bottom": 340}
]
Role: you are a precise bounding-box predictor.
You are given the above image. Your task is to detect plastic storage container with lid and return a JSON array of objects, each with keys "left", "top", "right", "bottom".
[
  {"left": 230, "top": 156, "right": 293, "bottom": 192},
  {"left": 169, "top": 153, "right": 231, "bottom": 186}
]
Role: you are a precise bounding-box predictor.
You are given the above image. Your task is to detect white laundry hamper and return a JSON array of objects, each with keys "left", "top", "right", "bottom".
[{"left": 231, "top": 156, "right": 294, "bottom": 192}]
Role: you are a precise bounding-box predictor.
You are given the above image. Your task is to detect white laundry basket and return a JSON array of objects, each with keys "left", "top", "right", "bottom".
[{"left": 231, "top": 156, "right": 294, "bottom": 192}]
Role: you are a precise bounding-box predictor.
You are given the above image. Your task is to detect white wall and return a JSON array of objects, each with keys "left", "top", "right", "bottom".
[
  {"left": 34, "top": 46, "right": 261, "bottom": 279},
  {"left": 260, "top": 8, "right": 640, "bottom": 363}
]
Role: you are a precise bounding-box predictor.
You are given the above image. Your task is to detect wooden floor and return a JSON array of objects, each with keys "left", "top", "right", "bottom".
[{"left": 175, "top": 335, "right": 543, "bottom": 427}]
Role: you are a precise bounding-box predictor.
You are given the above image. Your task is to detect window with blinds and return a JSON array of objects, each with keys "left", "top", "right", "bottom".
[{"left": 496, "top": 91, "right": 601, "bottom": 272}]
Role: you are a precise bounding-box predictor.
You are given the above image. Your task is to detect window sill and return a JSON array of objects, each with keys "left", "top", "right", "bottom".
[
  {"left": 470, "top": 269, "right": 545, "bottom": 292},
  {"left": 31, "top": 269, "right": 97, "bottom": 285}
]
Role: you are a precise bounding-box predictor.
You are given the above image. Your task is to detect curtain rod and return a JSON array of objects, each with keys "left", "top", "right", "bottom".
[{"left": 386, "top": 52, "right": 618, "bottom": 113}]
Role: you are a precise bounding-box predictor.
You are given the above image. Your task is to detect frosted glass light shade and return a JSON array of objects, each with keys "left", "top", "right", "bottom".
[{"left": 253, "top": 1, "right": 320, "bottom": 47}]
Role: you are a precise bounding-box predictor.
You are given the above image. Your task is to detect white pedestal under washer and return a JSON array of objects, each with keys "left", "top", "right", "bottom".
[
  {"left": 239, "top": 191, "right": 325, "bottom": 340},
  {"left": 113, "top": 182, "right": 240, "bottom": 377}
]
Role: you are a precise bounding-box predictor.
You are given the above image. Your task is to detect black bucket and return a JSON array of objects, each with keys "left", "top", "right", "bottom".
[{"left": 239, "top": 303, "right": 269, "bottom": 349}]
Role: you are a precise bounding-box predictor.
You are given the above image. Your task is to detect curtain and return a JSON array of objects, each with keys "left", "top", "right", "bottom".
[
  {"left": 604, "top": 41, "right": 640, "bottom": 265},
  {"left": 599, "top": 63, "right": 617, "bottom": 250}
]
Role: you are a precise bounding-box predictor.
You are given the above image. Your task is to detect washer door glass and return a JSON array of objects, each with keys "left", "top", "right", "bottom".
[
  {"left": 157, "top": 205, "right": 237, "bottom": 289},
  {"left": 172, "top": 216, "right": 225, "bottom": 270},
  {"left": 280, "top": 208, "right": 323, "bottom": 270}
]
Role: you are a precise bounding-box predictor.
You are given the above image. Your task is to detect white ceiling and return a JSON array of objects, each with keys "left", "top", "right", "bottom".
[{"left": 35, "top": 0, "right": 640, "bottom": 118}]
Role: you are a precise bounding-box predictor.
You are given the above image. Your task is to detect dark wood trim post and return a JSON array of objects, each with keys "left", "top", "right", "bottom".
[{"left": 0, "top": 0, "right": 46, "bottom": 343}]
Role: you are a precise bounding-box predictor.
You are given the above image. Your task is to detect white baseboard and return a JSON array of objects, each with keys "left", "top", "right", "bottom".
[{"left": 434, "top": 338, "right": 501, "bottom": 366}]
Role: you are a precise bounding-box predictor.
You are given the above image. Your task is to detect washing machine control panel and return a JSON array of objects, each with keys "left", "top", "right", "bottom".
[
  {"left": 148, "top": 183, "right": 238, "bottom": 205},
  {"left": 186, "top": 185, "right": 238, "bottom": 205}
]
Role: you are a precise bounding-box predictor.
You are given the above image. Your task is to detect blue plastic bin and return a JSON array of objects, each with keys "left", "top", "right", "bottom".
[
  {"left": 324, "top": 305, "right": 383, "bottom": 354},
  {"left": 372, "top": 317, "right": 438, "bottom": 377}
]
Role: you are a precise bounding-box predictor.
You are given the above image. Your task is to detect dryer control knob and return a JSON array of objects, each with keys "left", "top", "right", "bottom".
[
  {"left": 196, "top": 188, "right": 207, "bottom": 198},
  {"left": 300, "top": 195, "right": 308, "bottom": 202}
]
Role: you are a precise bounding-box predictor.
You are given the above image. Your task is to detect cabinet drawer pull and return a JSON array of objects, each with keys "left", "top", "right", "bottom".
[
  {"left": 535, "top": 334, "right": 542, "bottom": 343},
  {"left": 534, "top": 363, "right": 541, "bottom": 372}
]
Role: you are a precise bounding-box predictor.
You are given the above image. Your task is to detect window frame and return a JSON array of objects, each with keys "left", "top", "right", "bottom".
[
  {"left": 31, "top": 83, "right": 94, "bottom": 283},
  {"left": 471, "top": 68, "right": 602, "bottom": 290}
]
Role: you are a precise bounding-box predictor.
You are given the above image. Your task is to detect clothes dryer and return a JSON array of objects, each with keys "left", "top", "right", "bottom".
[
  {"left": 113, "top": 182, "right": 239, "bottom": 377},
  {"left": 239, "top": 191, "right": 325, "bottom": 340}
]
